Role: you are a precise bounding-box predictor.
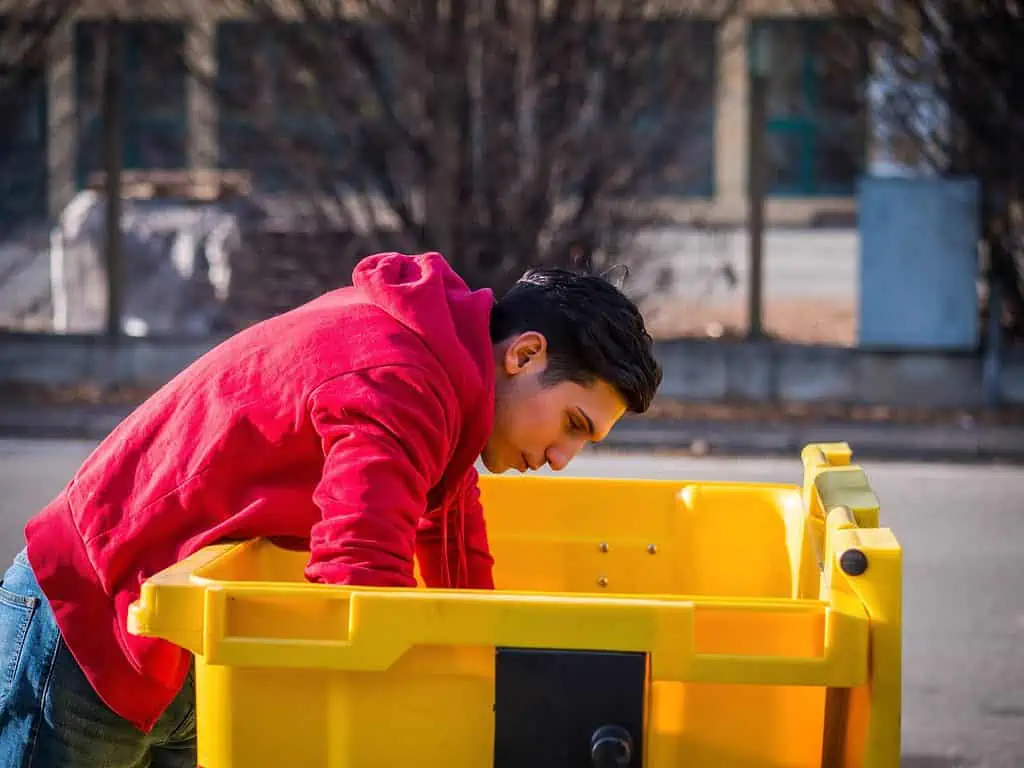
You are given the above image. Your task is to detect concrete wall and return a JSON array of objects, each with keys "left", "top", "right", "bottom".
[
  {"left": 654, "top": 339, "right": 1023, "bottom": 407},
  {"left": 3, "top": 333, "right": 1022, "bottom": 408}
]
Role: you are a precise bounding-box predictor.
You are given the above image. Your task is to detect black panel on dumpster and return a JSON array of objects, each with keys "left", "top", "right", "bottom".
[{"left": 493, "top": 648, "right": 646, "bottom": 768}]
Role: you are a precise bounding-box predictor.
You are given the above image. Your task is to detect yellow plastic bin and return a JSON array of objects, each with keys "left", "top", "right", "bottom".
[{"left": 128, "top": 442, "right": 901, "bottom": 767}]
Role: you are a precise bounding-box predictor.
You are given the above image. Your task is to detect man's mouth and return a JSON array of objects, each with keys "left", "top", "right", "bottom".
[{"left": 520, "top": 454, "right": 543, "bottom": 472}]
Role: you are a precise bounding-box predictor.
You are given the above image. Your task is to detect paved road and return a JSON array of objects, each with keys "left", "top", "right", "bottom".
[{"left": 2, "top": 439, "right": 1022, "bottom": 767}]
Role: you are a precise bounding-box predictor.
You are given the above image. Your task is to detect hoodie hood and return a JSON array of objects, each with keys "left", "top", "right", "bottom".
[{"left": 351, "top": 252, "right": 496, "bottom": 483}]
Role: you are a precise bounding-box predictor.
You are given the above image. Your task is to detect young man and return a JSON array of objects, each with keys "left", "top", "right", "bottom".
[{"left": 0, "top": 250, "right": 661, "bottom": 766}]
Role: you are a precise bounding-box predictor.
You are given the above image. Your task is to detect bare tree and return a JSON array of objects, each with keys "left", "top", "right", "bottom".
[
  {"left": 2, "top": 0, "right": 731, "bottom": 331},
  {"left": 835, "top": 0, "right": 1024, "bottom": 343},
  {"left": 206, "top": 0, "right": 729, "bottom": 320}
]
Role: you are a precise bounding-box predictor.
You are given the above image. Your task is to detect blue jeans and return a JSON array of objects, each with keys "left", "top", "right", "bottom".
[{"left": 0, "top": 548, "right": 197, "bottom": 767}]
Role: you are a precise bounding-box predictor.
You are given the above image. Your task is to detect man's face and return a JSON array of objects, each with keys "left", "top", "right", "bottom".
[{"left": 481, "top": 332, "right": 628, "bottom": 474}]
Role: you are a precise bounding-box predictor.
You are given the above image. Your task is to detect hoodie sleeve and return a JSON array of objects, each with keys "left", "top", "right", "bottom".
[
  {"left": 416, "top": 467, "right": 495, "bottom": 590},
  {"left": 304, "top": 364, "right": 455, "bottom": 588}
]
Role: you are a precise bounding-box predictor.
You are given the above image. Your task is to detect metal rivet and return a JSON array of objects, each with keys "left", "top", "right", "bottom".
[
  {"left": 597, "top": 576, "right": 608, "bottom": 587},
  {"left": 598, "top": 542, "right": 609, "bottom": 553},
  {"left": 647, "top": 544, "right": 658, "bottom": 554},
  {"left": 840, "top": 549, "right": 869, "bottom": 576}
]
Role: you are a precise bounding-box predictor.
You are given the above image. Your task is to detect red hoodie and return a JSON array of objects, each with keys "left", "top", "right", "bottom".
[{"left": 23, "top": 251, "right": 497, "bottom": 733}]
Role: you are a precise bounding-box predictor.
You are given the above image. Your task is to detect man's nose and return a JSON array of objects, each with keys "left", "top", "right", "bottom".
[{"left": 546, "top": 439, "right": 585, "bottom": 472}]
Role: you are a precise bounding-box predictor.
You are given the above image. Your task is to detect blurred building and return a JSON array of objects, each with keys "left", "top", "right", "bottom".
[{"left": 1, "top": 0, "right": 871, "bottom": 235}]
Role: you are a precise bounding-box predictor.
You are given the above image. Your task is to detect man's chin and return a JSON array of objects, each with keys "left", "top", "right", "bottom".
[
  {"left": 479, "top": 451, "right": 501, "bottom": 474},
  {"left": 480, "top": 450, "right": 513, "bottom": 475}
]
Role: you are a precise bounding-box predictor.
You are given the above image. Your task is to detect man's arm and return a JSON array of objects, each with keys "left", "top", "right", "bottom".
[
  {"left": 304, "top": 364, "right": 454, "bottom": 587},
  {"left": 416, "top": 467, "right": 495, "bottom": 589}
]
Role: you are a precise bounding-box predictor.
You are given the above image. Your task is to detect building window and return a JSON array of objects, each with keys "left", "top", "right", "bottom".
[
  {"left": 0, "top": 19, "right": 48, "bottom": 227},
  {"left": 74, "top": 21, "right": 189, "bottom": 187},
  {"left": 629, "top": 18, "right": 717, "bottom": 197},
  {"left": 751, "top": 18, "right": 867, "bottom": 197},
  {"left": 216, "top": 21, "right": 390, "bottom": 194},
  {"left": 536, "top": 17, "right": 717, "bottom": 199}
]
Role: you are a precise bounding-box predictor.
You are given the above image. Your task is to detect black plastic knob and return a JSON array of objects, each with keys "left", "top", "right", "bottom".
[
  {"left": 840, "top": 548, "right": 869, "bottom": 576},
  {"left": 591, "top": 724, "right": 633, "bottom": 767}
]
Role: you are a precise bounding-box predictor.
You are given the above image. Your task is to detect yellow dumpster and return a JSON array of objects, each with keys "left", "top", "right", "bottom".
[{"left": 128, "top": 442, "right": 901, "bottom": 767}]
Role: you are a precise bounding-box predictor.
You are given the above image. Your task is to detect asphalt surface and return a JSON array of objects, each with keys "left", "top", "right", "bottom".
[{"left": 2, "top": 439, "right": 1022, "bottom": 767}]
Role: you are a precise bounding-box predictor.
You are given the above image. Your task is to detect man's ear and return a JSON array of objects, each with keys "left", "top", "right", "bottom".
[{"left": 502, "top": 331, "right": 548, "bottom": 375}]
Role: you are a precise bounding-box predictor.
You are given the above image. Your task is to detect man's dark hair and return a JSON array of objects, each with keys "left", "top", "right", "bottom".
[{"left": 490, "top": 266, "right": 662, "bottom": 413}]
